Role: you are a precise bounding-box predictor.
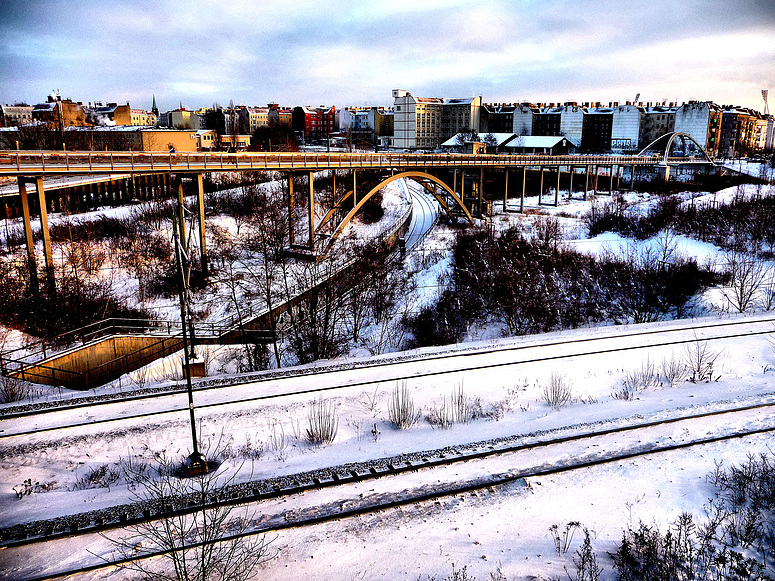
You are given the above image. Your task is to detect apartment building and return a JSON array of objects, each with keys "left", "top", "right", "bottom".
[
  {"left": 33, "top": 96, "right": 88, "bottom": 127},
  {"left": 720, "top": 107, "right": 758, "bottom": 157},
  {"left": 86, "top": 102, "right": 132, "bottom": 126},
  {"left": 0, "top": 105, "right": 34, "bottom": 127},
  {"left": 392, "top": 89, "right": 481, "bottom": 149},
  {"left": 130, "top": 108, "right": 157, "bottom": 126},
  {"left": 674, "top": 101, "right": 722, "bottom": 156},
  {"left": 239, "top": 106, "right": 270, "bottom": 134},
  {"left": 638, "top": 104, "right": 677, "bottom": 149},
  {"left": 479, "top": 103, "right": 516, "bottom": 134},
  {"left": 611, "top": 103, "right": 642, "bottom": 152},
  {"left": 292, "top": 105, "right": 337, "bottom": 139}
]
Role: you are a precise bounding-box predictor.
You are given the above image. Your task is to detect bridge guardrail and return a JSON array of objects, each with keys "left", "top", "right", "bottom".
[{"left": 0, "top": 151, "right": 664, "bottom": 176}]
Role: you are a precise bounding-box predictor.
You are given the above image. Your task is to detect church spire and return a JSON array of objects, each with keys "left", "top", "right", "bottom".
[{"left": 151, "top": 94, "right": 158, "bottom": 117}]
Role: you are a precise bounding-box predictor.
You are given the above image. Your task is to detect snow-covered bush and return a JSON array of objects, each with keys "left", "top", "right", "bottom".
[
  {"left": 683, "top": 339, "right": 721, "bottom": 383},
  {"left": 622, "top": 357, "right": 661, "bottom": 392},
  {"left": 305, "top": 398, "right": 338, "bottom": 445},
  {"left": 542, "top": 372, "right": 572, "bottom": 408},
  {"left": 73, "top": 464, "right": 120, "bottom": 491},
  {"left": 660, "top": 353, "right": 686, "bottom": 387},
  {"left": 0, "top": 375, "right": 33, "bottom": 403},
  {"left": 388, "top": 381, "right": 420, "bottom": 429}
]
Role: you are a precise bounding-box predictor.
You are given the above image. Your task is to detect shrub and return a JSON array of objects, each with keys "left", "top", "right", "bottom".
[
  {"left": 569, "top": 529, "right": 602, "bottom": 581},
  {"left": 622, "top": 357, "right": 661, "bottom": 392},
  {"left": 73, "top": 464, "right": 120, "bottom": 491},
  {"left": 426, "top": 401, "right": 455, "bottom": 429},
  {"left": 683, "top": 339, "right": 721, "bottom": 383},
  {"left": 305, "top": 398, "right": 338, "bottom": 445},
  {"left": 0, "top": 375, "right": 33, "bottom": 403},
  {"left": 660, "top": 354, "right": 686, "bottom": 387},
  {"left": 388, "top": 382, "right": 420, "bottom": 429},
  {"left": 542, "top": 372, "right": 572, "bottom": 408}
]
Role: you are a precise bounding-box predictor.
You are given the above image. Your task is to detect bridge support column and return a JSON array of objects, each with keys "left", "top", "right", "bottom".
[
  {"left": 569, "top": 166, "right": 574, "bottom": 200},
  {"left": 478, "top": 168, "right": 484, "bottom": 217},
  {"left": 584, "top": 165, "right": 589, "bottom": 200},
  {"left": 460, "top": 170, "right": 465, "bottom": 203},
  {"left": 453, "top": 169, "right": 457, "bottom": 198},
  {"left": 288, "top": 173, "right": 295, "bottom": 245},
  {"left": 609, "top": 166, "right": 614, "bottom": 195},
  {"left": 176, "top": 181, "right": 187, "bottom": 250},
  {"left": 520, "top": 167, "right": 526, "bottom": 213},
  {"left": 592, "top": 165, "right": 598, "bottom": 195},
  {"left": 539, "top": 166, "right": 544, "bottom": 205},
  {"left": 555, "top": 166, "right": 561, "bottom": 207},
  {"left": 663, "top": 165, "right": 671, "bottom": 183},
  {"left": 34, "top": 177, "right": 54, "bottom": 291},
  {"left": 503, "top": 169, "right": 509, "bottom": 211},
  {"left": 308, "top": 171, "right": 314, "bottom": 250},
  {"left": 353, "top": 170, "right": 357, "bottom": 207},
  {"left": 630, "top": 166, "right": 635, "bottom": 191},
  {"left": 18, "top": 178, "right": 39, "bottom": 291},
  {"left": 196, "top": 173, "right": 208, "bottom": 278}
]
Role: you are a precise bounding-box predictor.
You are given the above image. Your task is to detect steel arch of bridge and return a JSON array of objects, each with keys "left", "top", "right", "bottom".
[
  {"left": 323, "top": 171, "right": 474, "bottom": 253},
  {"left": 637, "top": 131, "right": 714, "bottom": 164}
]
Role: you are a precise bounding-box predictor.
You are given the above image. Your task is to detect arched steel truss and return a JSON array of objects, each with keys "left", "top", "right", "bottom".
[
  {"left": 637, "top": 131, "right": 714, "bottom": 164},
  {"left": 322, "top": 171, "right": 474, "bottom": 253}
]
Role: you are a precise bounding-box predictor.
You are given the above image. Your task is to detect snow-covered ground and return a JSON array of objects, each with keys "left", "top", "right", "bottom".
[
  {"left": 721, "top": 159, "right": 775, "bottom": 181},
  {"left": 2, "top": 175, "right": 775, "bottom": 580}
]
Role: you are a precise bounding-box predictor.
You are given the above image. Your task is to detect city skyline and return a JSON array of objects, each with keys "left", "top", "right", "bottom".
[{"left": 1, "top": 0, "right": 773, "bottom": 113}]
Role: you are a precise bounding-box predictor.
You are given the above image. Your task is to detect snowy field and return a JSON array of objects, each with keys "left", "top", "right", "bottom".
[{"left": 2, "top": 311, "right": 775, "bottom": 579}]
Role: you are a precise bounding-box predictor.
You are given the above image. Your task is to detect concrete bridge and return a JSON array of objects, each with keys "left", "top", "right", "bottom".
[
  {"left": 0, "top": 147, "right": 709, "bottom": 286},
  {"left": 0, "top": 143, "right": 715, "bottom": 388}
]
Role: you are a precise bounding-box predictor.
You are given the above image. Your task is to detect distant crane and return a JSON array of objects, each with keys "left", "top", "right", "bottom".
[
  {"left": 634, "top": 92, "right": 640, "bottom": 104},
  {"left": 763, "top": 89, "right": 770, "bottom": 115}
]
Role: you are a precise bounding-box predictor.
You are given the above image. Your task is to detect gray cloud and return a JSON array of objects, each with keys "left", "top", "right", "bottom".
[{"left": 0, "top": 0, "right": 772, "bottom": 111}]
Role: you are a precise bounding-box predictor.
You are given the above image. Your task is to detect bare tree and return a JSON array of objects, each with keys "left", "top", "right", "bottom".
[
  {"left": 721, "top": 251, "right": 768, "bottom": 313},
  {"left": 241, "top": 181, "right": 289, "bottom": 368},
  {"left": 109, "top": 442, "right": 275, "bottom": 581}
]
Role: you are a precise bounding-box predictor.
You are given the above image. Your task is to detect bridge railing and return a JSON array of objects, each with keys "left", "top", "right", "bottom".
[
  {"left": 0, "top": 317, "right": 226, "bottom": 366},
  {"left": 0, "top": 151, "right": 663, "bottom": 175}
]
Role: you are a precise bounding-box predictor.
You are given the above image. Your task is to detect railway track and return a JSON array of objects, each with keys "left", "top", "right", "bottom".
[
  {"left": 2, "top": 401, "right": 772, "bottom": 581},
  {"left": 2, "top": 313, "right": 774, "bottom": 441}
]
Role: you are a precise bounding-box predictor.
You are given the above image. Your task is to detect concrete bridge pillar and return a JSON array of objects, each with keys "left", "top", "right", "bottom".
[
  {"left": 503, "top": 169, "right": 509, "bottom": 210},
  {"left": 288, "top": 172, "right": 295, "bottom": 245},
  {"left": 520, "top": 167, "right": 526, "bottom": 213},
  {"left": 478, "top": 168, "right": 484, "bottom": 216},
  {"left": 609, "top": 166, "right": 614, "bottom": 195},
  {"left": 35, "top": 178, "right": 54, "bottom": 288},
  {"left": 18, "top": 178, "right": 39, "bottom": 291},
  {"left": 196, "top": 173, "right": 208, "bottom": 277},
  {"left": 584, "top": 165, "right": 589, "bottom": 200},
  {"left": 308, "top": 171, "right": 314, "bottom": 250},
  {"left": 352, "top": 170, "right": 357, "bottom": 207}
]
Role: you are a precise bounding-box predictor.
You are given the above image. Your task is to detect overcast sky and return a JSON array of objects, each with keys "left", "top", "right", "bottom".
[{"left": 1, "top": 0, "right": 773, "bottom": 113}]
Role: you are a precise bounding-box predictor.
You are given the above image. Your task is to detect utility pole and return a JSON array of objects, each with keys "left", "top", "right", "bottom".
[{"left": 173, "top": 188, "right": 207, "bottom": 475}]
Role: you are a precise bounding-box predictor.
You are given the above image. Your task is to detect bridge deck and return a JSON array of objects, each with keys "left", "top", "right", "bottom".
[{"left": 0, "top": 151, "right": 710, "bottom": 177}]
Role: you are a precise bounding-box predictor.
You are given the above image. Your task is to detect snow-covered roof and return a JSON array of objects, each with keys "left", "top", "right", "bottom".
[
  {"left": 504, "top": 135, "right": 569, "bottom": 149},
  {"left": 441, "top": 132, "right": 517, "bottom": 147}
]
